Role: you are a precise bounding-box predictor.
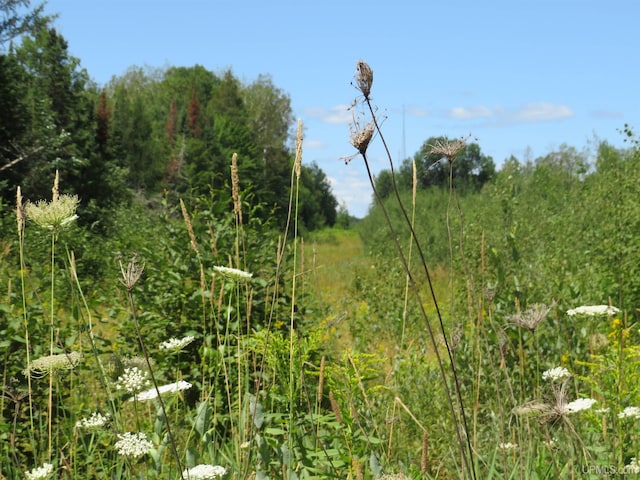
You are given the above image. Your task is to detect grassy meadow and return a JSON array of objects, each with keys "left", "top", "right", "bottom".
[{"left": 4, "top": 62, "right": 640, "bottom": 480}]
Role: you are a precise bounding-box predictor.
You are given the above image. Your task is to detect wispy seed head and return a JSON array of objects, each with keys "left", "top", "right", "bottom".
[
  {"left": 355, "top": 60, "right": 373, "bottom": 99},
  {"left": 350, "top": 120, "right": 375, "bottom": 156}
]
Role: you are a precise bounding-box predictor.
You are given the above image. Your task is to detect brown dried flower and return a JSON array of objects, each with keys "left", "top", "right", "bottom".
[
  {"left": 428, "top": 137, "right": 467, "bottom": 160},
  {"left": 355, "top": 60, "right": 373, "bottom": 99},
  {"left": 350, "top": 120, "right": 374, "bottom": 156},
  {"left": 508, "top": 302, "right": 555, "bottom": 331},
  {"left": 119, "top": 254, "right": 145, "bottom": 290}
]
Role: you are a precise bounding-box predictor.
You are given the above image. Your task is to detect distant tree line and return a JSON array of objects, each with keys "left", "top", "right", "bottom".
[{"left": 0, "top": 2, "right": 337, "bottom": 231}]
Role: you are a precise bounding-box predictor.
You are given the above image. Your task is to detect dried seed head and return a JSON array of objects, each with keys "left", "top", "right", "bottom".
[
  {"left": 119, "top": 254, "right": 145, "bottom": 290},
  {"left": 428, "top": 137, "right": 467, "bottom": 160},
  {"left": 355, "top": 60, "right": 373, "bottom": 99},
  {"left": 180, "top": 198, "right": 199, "bottom": 254},
  {"left": 508, "top": 302, "right": 554, "bottom": 331},
  {"left": 350, "top": 120, "right": 374, "bottom": 156},
  {"left": 16, "top": 186, "right": 25, "bottom": 237},
  {"left": 294, "top": 118, "right": 303, "bottom": 180},
  {"left": 231, "top": 153, "right": 242, "bottom": 224}
]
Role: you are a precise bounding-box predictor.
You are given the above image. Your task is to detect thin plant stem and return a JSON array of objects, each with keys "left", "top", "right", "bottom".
[
  {"left": 124, "top": 279, "right": 184, "bottom": 478},
  {"left": 361, "top": 95, "right": 476, "bottom": 479}
]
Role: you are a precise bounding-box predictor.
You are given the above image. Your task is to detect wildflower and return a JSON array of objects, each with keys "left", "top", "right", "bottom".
[
  {"left": 115, "top": 367, "right": 150, "bottom": 394},
  {"left": 542, "top": 366, "right": 571, "bottom": 382},
  {"left": 130, "top": 380, "right": 192, "bottom": 402},
  {"left": 26, "top": 194, "right": 79, "bottom": 232},
  {"left": 567, "top": 305, "right": 620, "bottom": 316},
  {"left": 114, "top": 432, "right": 153, "bottom": 458},
  {"left": 213, "top": 265, "right": 253, "bottom": 283},
  {"left": 498, "top": 442, "right": 518, "bottom": 451},
  {"left": 627, "top": 458, "right": 640, "bottom": 474},
  {"left": 508, "top": 302, "right": 554, "bottom": 331},
  {"left": 25, "top": 463, "right": 54, "bottom": 480},
  {"left": 182, "top": 464, "right": 227, "bottom": 479},
  {"left": 24, "top": 351, "right": 82, "bottom": 378},
  {"left": 618, "top": 406, "right": 640, "bottom": 419},
  {"left": 160, "top": 336, "right": 196, "bottom": 352},
  {"left": 75, "top": 412, "right": 110, "bottom": 430},
  {"left": 565, "top": 398, "right": 597, "bottom": 413}
]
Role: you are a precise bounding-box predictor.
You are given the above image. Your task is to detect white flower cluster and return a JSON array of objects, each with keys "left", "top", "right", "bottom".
[
  {"left": 24, "top": 351, "right": 82, "bottom": 378},
  {"left": 115, "top": 367, "right": 150, "bottom": 394},
  {"left": 213, "top": 265, "right": 253, "bottom": 282},
  {"left": 129, "top": 380, "right": 192, "bottom": 402},
  {"left": 567, "top": 305, "right": 620, "bottom": 316},
  {"left": 618, "top": 406, "right": 640, "bottom": 419},
  {"left": 75, "top": 411, "right": 110, "bottom": 430},
  {"left": 26, "top": 194, "right": 79, "bottom": 231},
  {"left": 565, "top": 398, "right": 597, "bottom": 413},
  {"left": 182, "top": 464, "right": 227, "bottom": 479},
  {"left": 26, "top": 463, "right": 54, "bottom": 480},
  {"left": 627, "top": 457, "right": 640, "bottom": 474},
  {"left": 542, "top": 366, "right": 571, "bottom": 382},
  {"left": 159, "top": 336, "right": 195, "bottom": 351},
  {"left": 498, "top": 442, "right": 518, "bottom": 451},
  {"left": 114, "top": 432, "right": 153, "bottom": 458}
]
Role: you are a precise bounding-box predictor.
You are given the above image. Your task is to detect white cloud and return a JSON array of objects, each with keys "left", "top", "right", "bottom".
[
  {"left": 448, "top": 102, "right": 573, "bottom": 124},
  {"left": 512, "top": 102, "right": 573, "bottom": 121},
  {"left": 328, "top": 169, "right": 373, "bottom": 218},
  {"left": 449, "top": 105, "right": 493, "bottom": 119},
  {"left": 303, "top": 105, "right": 352, "bottom": 125}
]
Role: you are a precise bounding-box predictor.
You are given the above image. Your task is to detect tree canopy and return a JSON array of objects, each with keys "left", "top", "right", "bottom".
[{"left": 0, "top": 12, "right": 338, "bottom": 230}]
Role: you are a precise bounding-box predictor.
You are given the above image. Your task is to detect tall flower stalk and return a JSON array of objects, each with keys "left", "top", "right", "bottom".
[
  {"left": 347, "top": 61, "right": 476, "bottom": 479},
  {"left": 118, "top": 255, "right": 184, "bottom": 478},
  {"left": 25, "top": 171, "right": 79, "bottom": 460}
]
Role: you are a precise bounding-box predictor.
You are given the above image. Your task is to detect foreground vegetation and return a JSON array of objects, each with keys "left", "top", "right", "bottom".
[{"left": 3, "top": 4, "right": 640, "bottom": 479}]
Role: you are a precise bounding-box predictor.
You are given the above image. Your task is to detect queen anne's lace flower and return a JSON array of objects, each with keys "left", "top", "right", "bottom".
[
  {"left": 542, "top": 367, "right": 571, "bottom": 382},
  {"left": 159, "top": 336, "right": 195, "bottom": 351},
  {"left": 213, "top": 266, "right": 253, "bottom": 282},
  {"left": 75, "top": 412, "right": 110, "bottom": 430},
  {"left": 498, "top": 442, "right": 518, "bottom": 451},
  {"left": 114, "top": 432, "right": 153, "bottom": 458},
  {"left": 26, "top": 194, "right": 79, "bottom": 231},
  {"left": 565, "top": 398, "right": 597, "bottom": 413},
  {"left": 115, "top": 367, "right": 150, "bottom": 394},
  {"left": 618, "top": 406, "right": 640, "bottom": 419},
  {"left": 567, "top": 305, "right": 620, "bottom": 316},
  {"left": 23, "top": 351, "right": 82, "bottom": 377},
  {"left": 182, "top": 464, "right": 227, "bottom": 479},
  {"left": 25, "top": 463, "right": 54, "bottom": 480},
  {"left": 129, "top": 380, "right": 192, "bottom": 402}
]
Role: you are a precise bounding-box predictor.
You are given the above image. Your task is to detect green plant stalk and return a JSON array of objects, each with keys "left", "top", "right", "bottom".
[
  {"left": 47, "top": 231, "right": 56, "bottom": 460},
  {"left": 361, "top": 97, "right": 476, "bottom": 479},
  {"left": 66, "top": 248, "right": 120, "bottom": 429},
  {"left": 125, "top": 286, "right": 184, "bottom": 478},
  {"left": 287, "top": 146, "right": 302, "bottom": 479},
  {"left": 17, "top": 196, "right": 35, "bottom": 436}
]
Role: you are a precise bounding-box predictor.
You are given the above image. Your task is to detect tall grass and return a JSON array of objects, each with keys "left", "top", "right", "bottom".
[{"left": 3, "top": 62, "right": 640, "bottom": 480}]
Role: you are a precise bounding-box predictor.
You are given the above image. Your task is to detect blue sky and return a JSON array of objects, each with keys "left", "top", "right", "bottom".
[{"left": 44, "top": 0, "right": 640, "bottom": 218}]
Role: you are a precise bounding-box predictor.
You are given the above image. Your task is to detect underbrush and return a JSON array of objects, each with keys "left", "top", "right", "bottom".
[{"left": 2, "top": 62, "right": 640, "bottom": 480}]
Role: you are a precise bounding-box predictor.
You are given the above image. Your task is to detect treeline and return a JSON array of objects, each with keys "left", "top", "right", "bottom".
[
  {"left": 0, "top": 4, "right": 337, "bottom": 231},
  {"left": 360, "top": 133, "right": 640, "bottom": 315}
]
